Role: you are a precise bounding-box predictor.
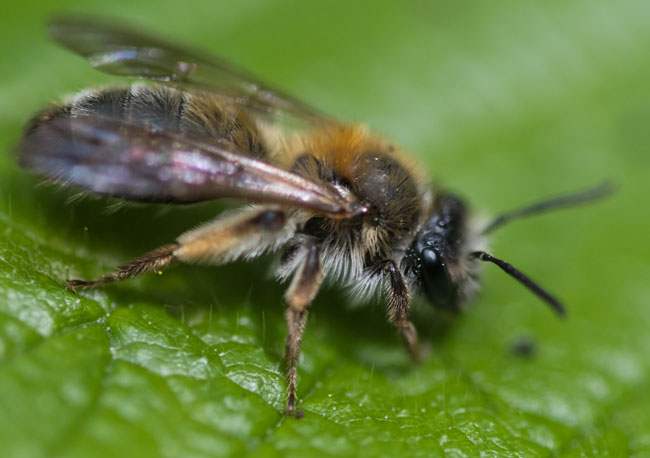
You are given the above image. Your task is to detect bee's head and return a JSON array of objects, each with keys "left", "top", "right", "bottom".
[
  {"left": 402, "top": 193, "right": 479, "bottom": 313},
  {"left": 401, "top": 182, "right": 613, "bottom": 317}
]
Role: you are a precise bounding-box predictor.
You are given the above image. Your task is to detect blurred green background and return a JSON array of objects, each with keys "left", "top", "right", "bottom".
[{"left": 1, "top": 0, "right": 649, "bottom": 457}]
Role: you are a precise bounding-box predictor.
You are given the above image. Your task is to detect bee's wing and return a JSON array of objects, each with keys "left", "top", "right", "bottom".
[
  {"left": 18, "top": 115, "right": 362, "bottom": 219},
  {"left": 48, "top": 16, "right": 333, "bottom": 126}
]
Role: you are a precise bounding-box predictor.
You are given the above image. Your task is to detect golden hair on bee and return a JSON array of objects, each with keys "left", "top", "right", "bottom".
[{"left": 283, "top": 124, "right": 425, "bottom": 188}]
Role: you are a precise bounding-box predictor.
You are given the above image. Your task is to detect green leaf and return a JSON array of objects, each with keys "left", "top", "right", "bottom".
[{"left": 1, "top": 0, "right": 649, "bottom": 457}]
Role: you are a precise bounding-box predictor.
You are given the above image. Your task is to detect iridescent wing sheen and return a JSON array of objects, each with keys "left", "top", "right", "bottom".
[
  {"left": 18, "top": 115, "right": 362, "bottom": 219},
  {"left": 48, "top": 16, "right": 333, "bottom": 126}
]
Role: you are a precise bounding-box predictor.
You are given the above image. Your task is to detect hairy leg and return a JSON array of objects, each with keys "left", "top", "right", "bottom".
[
  {"left": 283, "top": 240, "right": 323, "bottom": 417},
  {"left": 384, "top": 260, "right": 420, "bottom": 362},
  {"left": 68, "top": 207, "right": 292, "bottom": 290},
  {"left": 68, "top": 244, "right": 178, "bottom": 291}
]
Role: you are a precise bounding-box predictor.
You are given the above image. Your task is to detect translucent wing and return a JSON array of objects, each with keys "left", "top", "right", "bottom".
[
  {"left": 18, "top": 115, "right": 363, "bottom": 219},
  {"left": 48, "top": 16, "right": 333, "bottom": 125}
]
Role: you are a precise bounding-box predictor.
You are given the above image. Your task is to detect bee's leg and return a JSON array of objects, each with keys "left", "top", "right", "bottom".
[
  {"left": 384, "top": 260, "right": 420, "bottom": 362},
  {"left": 68, "top": 207, "right": 292, "bottom": 291},
  {"left": 67, "top": 244, "right": 178, "bottom": 291},
  {"left": 174, "top": 207, "right": 290, "bottom": 265},
  {"left": 283, "top": 241, "right": 323, "bottom": 417}
]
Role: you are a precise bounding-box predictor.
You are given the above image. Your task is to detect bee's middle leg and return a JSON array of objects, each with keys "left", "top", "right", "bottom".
[{"left": 283, "top": 240, "right": 323, "bottom": 417}]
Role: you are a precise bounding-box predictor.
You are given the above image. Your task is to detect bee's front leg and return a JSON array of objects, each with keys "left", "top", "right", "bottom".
[
  {"left": 384, "top": 260, "right": 420, "bottom": 363},
  {"left": 283, "top": 240, "right": 323, "bottom": 418}
]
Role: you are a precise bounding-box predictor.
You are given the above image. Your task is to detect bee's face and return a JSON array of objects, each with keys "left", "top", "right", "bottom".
[{"left": 403, "top": 194, "right": 471, "bottom": 313}]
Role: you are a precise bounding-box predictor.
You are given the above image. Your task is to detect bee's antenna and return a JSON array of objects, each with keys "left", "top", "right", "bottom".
[
  {"left": 481, "top": 181, "right": 615, "bottom": 235},
  {"left": 471, "top": 251, "right": 566, "bottom": 317}
]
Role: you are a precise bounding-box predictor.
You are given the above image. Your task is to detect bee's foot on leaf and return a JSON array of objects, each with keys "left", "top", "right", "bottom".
[
  {"left": 66, "top": 279, "right": 94, "bottom": 292},
  {"left": 283, "top": 394, "right": 304, "bottom": 418}
]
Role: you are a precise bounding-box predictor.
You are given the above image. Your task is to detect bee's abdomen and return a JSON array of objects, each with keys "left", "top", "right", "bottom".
[{"left": 62, "top": 84, "right": 269, "bottom": 158}]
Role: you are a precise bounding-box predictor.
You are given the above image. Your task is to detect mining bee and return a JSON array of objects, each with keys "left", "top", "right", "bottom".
[{"left": 17, "top": 17, "right": 612, "bottom": 417}]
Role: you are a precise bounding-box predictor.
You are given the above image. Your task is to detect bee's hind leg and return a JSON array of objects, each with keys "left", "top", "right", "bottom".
[
  {"left": 68, "top": 207, "right": 293, "bottom": 291},
  {"left": 283, "top": 240, "right": 323, "bottom": 418},
  {"left": 384, "top": 260, "right": 420, "bottom": 362},
  {"left": 67, "top": 244, "right": 178, "bottom": 291}
]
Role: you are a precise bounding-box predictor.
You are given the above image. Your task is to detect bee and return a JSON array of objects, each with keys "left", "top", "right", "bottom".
[{"left": 18, "top": 17, "right": 612, "bottom": 417}]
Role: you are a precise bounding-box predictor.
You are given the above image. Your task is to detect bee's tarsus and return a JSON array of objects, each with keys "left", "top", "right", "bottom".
[
  {"left": 67, "top": 278, "right": 106, "bottom": 291},
  {"left": 284, "top": 393, "right": 296, "bottom": 416},
  {"left": 66, "top": 279, "right": 80, "bottom": 293},
  {"left": 66, "top": 244, "right": 178, "bottom": 291},
  {"left": 282, "top": 391, "right": 304, "bottom": 418}
]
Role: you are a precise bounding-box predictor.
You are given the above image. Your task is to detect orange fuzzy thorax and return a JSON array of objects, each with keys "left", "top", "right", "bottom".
[{"left": 298, "top": 124, "right": 419, "bottom": 180}]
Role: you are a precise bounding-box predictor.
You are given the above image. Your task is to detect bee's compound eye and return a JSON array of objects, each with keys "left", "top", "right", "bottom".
[{"left": 421, "top": 247, "right": 455, "bottom": 307}]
